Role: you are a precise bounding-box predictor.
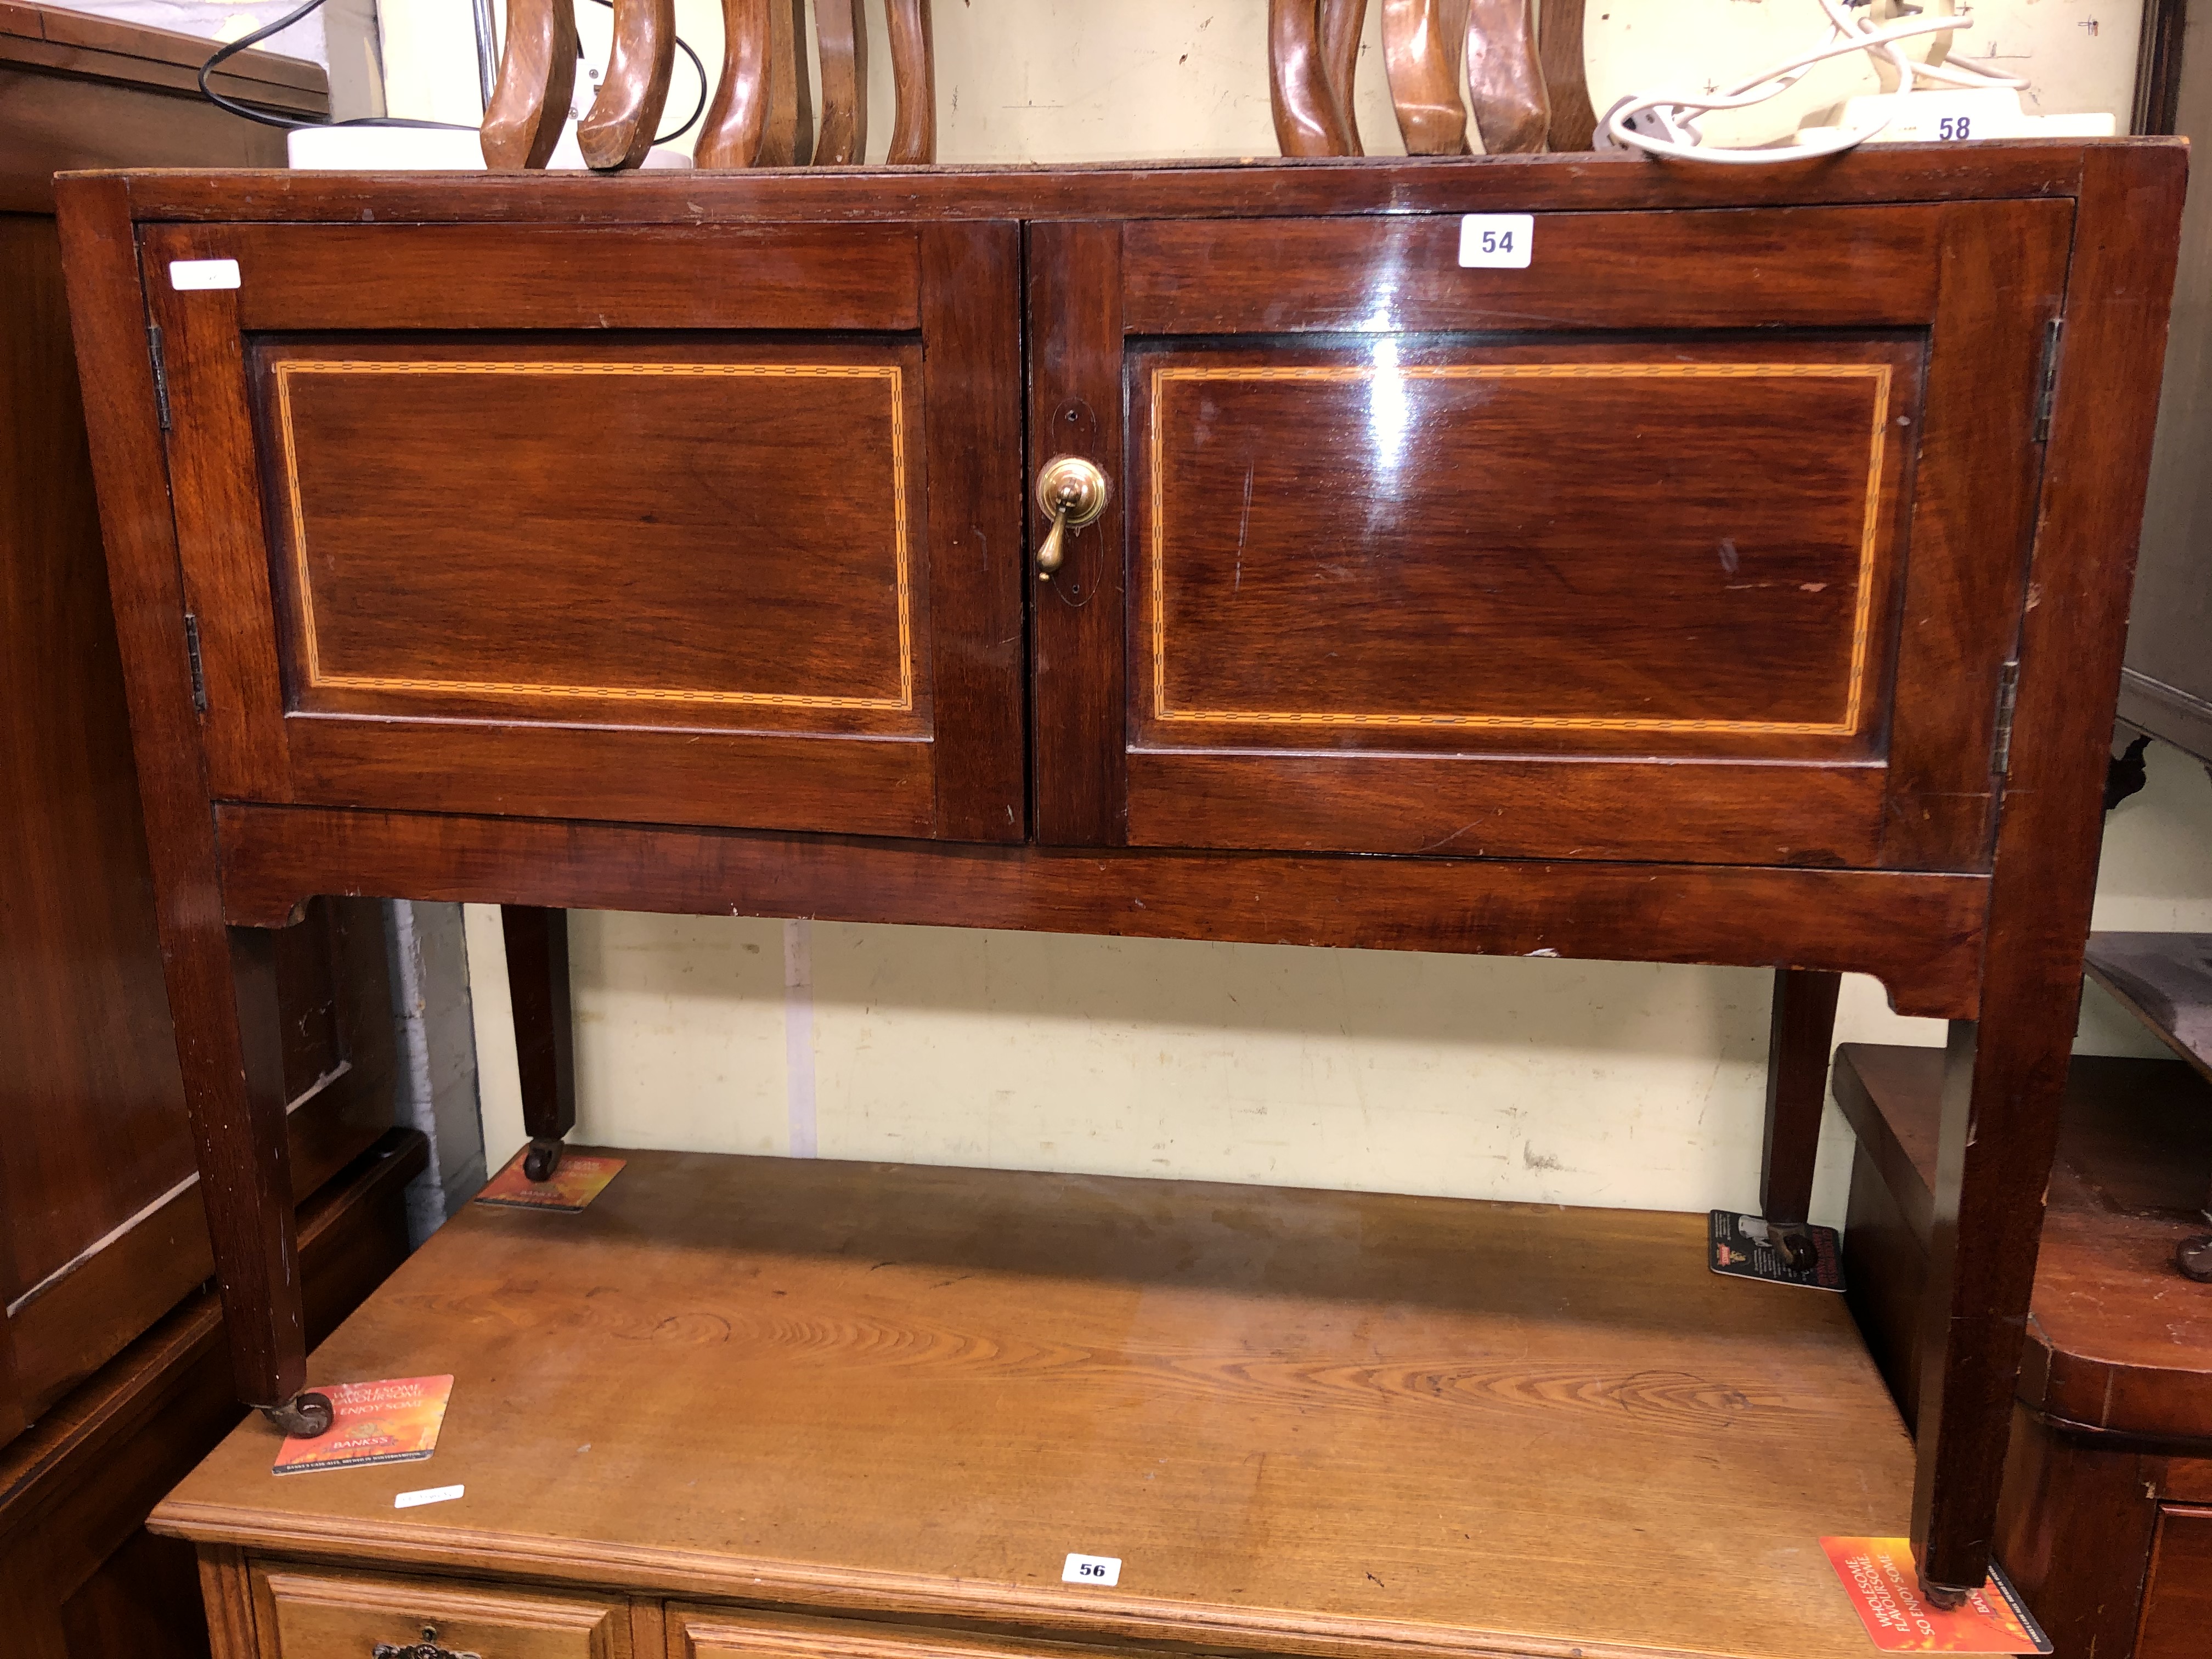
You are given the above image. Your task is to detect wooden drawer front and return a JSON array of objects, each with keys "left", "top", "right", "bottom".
[
  {"left": 669, "top": 1606, "right": 1090, "bottom": 1659},
  {"left": 253, "top": 1564, "right": 632, "bottom": 1659},
  {"left": 2137, "top": 1504, "right": 2212, "bottom": 1659}
]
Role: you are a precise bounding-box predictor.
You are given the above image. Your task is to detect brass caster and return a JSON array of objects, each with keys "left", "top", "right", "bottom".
[
  {"left": 1769, "top": 1222, "right": 1818, "bottom": 1274},
  {"left": 524, "top": 1136, "right": 566, "bottom": 1183},
  {"left": 263, "top": 1389, "right": 335, "bottom": 1438},
  {"left": 1916, "top": 1572, "right": 1972, "bottom": 1611},
  {"left": 2176, "top": 1233, "right": 2212, "bottom": 1282}
]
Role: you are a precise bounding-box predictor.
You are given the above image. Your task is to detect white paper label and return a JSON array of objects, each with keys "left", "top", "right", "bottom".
[
  {"left": 1062, "top": 1552, "right": 1121, "bottom": 1587},
  {"left": 1457, "top": 215, "right": 1533, "bottom": 269},
  {"left": 394, "top": 1483, "right": 465, "bottom": 1509},
  {"left": 169, "top": 258, "right": 241, "bottom": 290}
]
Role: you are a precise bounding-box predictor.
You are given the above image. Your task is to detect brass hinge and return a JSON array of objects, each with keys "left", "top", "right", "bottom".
[
  {"left": 1991, "top": 659, "right": 2021, "bottom": 778},
  {"left": 2033, "top": 319, "right": 2063, "bottom": 443},
  {"left": 183, "top": 612, "right": 207, "bottom": 713},
  {"left": 146, "top": 324, "right": 171, "bottom": 430}
]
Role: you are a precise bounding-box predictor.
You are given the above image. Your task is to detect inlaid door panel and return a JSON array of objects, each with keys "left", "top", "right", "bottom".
[
  {"left": 145, "top": 221, "right": 1023, "bottom": 840},
  {"left": 1030, "top": 204, "right": 2070, "bottom": 868}
]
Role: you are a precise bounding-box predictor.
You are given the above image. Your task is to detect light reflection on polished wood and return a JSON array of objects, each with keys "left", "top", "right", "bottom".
[{"left": 1144, "top": 359, "right": 1893, "bottom": 736}]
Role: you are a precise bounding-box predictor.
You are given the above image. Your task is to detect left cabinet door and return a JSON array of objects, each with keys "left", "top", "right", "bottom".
[{"left": 144, "top": 221, "right": 1025, "bottom": 842}]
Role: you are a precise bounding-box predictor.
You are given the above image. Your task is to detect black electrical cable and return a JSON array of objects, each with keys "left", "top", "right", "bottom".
[{"left": 198, "top": 0, "right": 707, "bottom": 146}]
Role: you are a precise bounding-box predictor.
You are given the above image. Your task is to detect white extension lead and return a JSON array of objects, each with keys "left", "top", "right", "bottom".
[{"left": 1597, "top": 0, "right": 2028, "bottom": 166}]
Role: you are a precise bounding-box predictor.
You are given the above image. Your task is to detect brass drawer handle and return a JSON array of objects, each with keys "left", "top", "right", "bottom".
[
  {"left": 1034, "top": 455, "right": 1109, "bottom": 582},
  {"left": 374, "top": 1629, "right": 481, "bottom": 1659}
]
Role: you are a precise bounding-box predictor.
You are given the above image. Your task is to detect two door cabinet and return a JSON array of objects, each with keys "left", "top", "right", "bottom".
[{"left": 54, "top": 141, "right": 2185, "bottom": 1604}]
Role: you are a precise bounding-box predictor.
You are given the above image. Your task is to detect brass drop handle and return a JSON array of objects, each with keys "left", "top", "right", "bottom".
[
  {"left": 374, "top": 1629, "right": 481, "bottom": 1659},
  {"left": 1034, "top": 455, "right": 1109, "bottom": 582}
]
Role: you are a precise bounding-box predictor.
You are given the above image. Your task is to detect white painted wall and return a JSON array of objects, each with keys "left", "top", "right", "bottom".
[{"left": 363, "top": 1, "right": 2192, "bottom": 1223}]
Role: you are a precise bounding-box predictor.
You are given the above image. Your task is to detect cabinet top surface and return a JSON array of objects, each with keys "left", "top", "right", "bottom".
[
  {"left": 158, "top": 1150, "right": 1913, "bottom": 1659},
  {"left": 61, "top": 137, "right": 2183, "bottom": 226}
]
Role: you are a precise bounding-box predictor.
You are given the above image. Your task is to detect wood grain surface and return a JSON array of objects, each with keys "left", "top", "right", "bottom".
[
  {"left": 687, "top": 0, "right": 770, "bottom": 171},
  {"left": 210, "top": 803, "right": 1991, "bottom": 1019},
  {"left": 156, "top": 1149, "right": 1913, "bottom": 1659},
  {"left": 1759, "top": 969, "right": 1839, "bottom": 1227},
  {"left": 56, "top": 178, "right": 313, "bottom": 1415},
  {"left": 577, "top": 0, "right": 674, "bottom": 171},
  {"left": 1909, "top": 143, "right": 2186, "bottom": 1596},
  {"left": 1535, "top": 0, "right": 1594, "bottom": 150},
  {"left": 1318, "top": 0, "right": 1367, "bottom": 154},
  {"left": 1382, "top": 0, "right": 1470, "bottom": 155},
  {"left": 1835, "top": 1043, "right": 2212, "bottom": 1443},
  {"left": 2139, "top": 1506, "right": 2212, "bottom": 1659},
  {"left": 884, "top": 0, "right": 934, "bottom": 163},
  {"left": 52, "top": 138, "right": 2185, "bottom": 1616},
  {"left": 481, "top": 0, "right": 578, "bottom": 170},
  {"left": 1464, "top": 0, "right": 1546, "bottom": 153},
  {"left": 813, "top": 0, "right": 867, "bottom": 165},
  {"left": 69, "top": 144, "right": 2113, "bottom": 227},
  {"left": 1270, "top": 0, "right": 1354, "bottom": 156},
  {"left": 0, "top": 1131, "right": 423, "bottom": 1659}
]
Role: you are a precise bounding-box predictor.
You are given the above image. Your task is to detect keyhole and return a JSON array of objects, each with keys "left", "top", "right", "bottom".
[{"left": 422, "top": 1628, "right": 438, "bottom": 1644}]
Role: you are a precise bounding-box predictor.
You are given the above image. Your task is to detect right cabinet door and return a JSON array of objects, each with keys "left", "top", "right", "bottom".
[{"left": 1027, "top": 202, "right": 2071, "bottom": 870}]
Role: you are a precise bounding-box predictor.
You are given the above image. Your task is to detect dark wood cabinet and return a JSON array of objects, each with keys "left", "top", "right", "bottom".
[{"left": 55, "top": 143, "right": 2184, "bottom": 1605}]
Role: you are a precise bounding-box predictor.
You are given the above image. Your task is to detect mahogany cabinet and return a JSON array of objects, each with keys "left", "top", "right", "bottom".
[{"left": 55, "top": 143, "right": 2184, "bottom": 1604}]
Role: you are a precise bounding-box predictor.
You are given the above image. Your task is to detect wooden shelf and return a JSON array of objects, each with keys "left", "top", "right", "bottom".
[
  {"left": 1834, "top": 1044, "right": 2212, "bottom": 1440},
  {"left": 156, "top": 1151, "right": 1915, "bottom": 1659}
]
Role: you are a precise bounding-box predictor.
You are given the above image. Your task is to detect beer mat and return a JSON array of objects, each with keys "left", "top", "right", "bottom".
[
  {"left": 474, "top": 1149, "right": 624, "bottom": 1211},
  {"left": 1821, "top": 1537, "right": 2052, "bottom": 1654},
  {"left": 1708, "top": 1209, "right": 1845, "bottom": 1291},
  {"left": 272, "top": 1375, "right": 454, "bottom": 1475}
]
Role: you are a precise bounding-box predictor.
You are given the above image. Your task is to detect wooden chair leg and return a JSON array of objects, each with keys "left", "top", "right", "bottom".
[
  {"left": 885, "top": 0, "right": 936, "bottom": 163},
  {"left": 1465, "top": 0, "right": 1547, "bottom": 153},
  {"left": 814, "top": 0, "right": 868, "bottom": 164},
  {"left": 1318, "top": 0, "right": 1368, "bottom": 155},
  {"left": 1536, "top": 0, "right": 1596, "bottom": 149},
  {"left": 1381, "top": 0, "right": 1472, "bottom": 155},
  {"left": 577, "top": 0, "right": 676, "bottom": 171},
  {"left": 696, "top": 0, "right": 772, "bottom": 168},
  {"left": 1271, "top": 0, "right": 1356, "bottom": 156},
  {"left": 481, "top": 0, "right": 580, "bottom": 169},
  {"left": 759, "top": 0, "right": 814, "bottom": 165},
  {"left": 503, "top": 906, "right": 577, "bottom": 1182},
  {"left": 1760, "top": 967, "right": 1840, "bottom": 1229}
]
